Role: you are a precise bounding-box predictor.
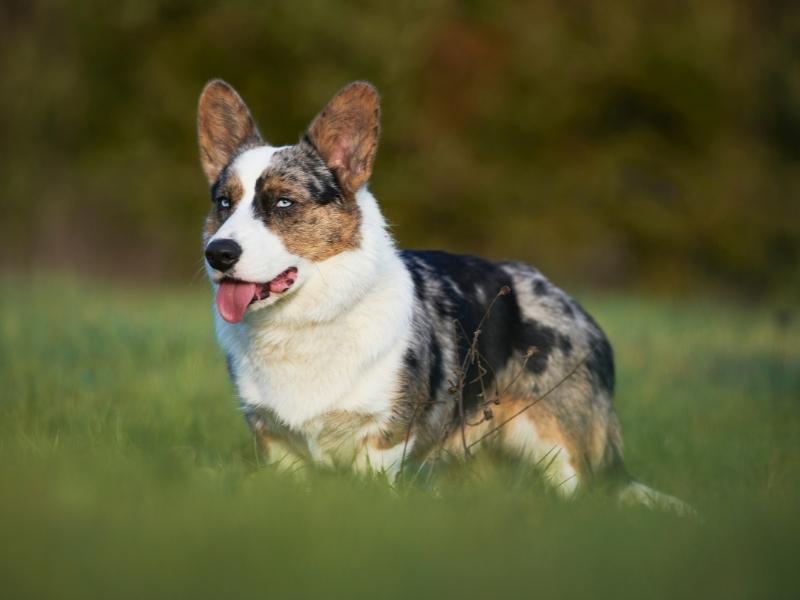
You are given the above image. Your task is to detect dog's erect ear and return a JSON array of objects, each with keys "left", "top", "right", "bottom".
[
  {"left": 197, "top": 80, "right": 263, "bottom": 184},
  {"left": 307, "top": 81, "right": 380, "bottom": 197}
]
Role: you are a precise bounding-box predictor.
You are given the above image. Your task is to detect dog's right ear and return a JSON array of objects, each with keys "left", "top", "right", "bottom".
[{"left": 197, "top": 80, "right": 263, "bottom": 184}]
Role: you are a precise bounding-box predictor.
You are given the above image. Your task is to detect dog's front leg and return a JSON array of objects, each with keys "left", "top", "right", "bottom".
[{"left": 243, "top": 407, "right": 311, "bottom": 476}]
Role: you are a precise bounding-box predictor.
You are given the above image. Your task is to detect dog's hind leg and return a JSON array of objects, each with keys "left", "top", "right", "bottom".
[
  {"left": 496, "top": 394, "right": 697, "bottom": 515},
  {"left": 490, "top": 394, "right": 599, "bottom": 497},
  {"left": 493, "top": 389, "right": 698, "bottom": 515},
  {"left": 491, "top": 385, "right": 629, "bottom": 498},
  {"left": 497, "top": 402, "right": 581, "bottom": 496}
]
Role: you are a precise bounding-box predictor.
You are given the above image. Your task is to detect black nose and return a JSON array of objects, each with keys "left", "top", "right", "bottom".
[{"left": 205, "top": 239, "right": 242, "bottom": 272}]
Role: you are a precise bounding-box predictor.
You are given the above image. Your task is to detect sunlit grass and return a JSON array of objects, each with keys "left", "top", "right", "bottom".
[{"left": 1, "top": 274, "right": 798, "bottom": 599}]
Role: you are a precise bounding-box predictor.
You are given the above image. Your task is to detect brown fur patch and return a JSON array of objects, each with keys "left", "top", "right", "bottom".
[
  {"left": 256, "top": 173, "right": 361, "bottom": 262},
  {"left": 197, "top": 80, "right": 262, "bottom": 184},
  {"left": 307, "top": 81, "right": 380, "bottom": 197},
  {"left": 503, "top": 397, "right": 584, "bottom": 475},
  {"left": 432, "top": 392, "right": 595, "bottom": 478},
  {"left": 365, "top": 426, "right": 407, "bottom": 451},
  {"left": 488, "top": 392, "right": 622, "bottom": 480}
]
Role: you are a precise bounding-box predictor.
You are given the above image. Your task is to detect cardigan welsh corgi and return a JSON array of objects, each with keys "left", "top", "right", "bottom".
[{"left": 197, "top": 80, "right": 690, "bottom": 511}]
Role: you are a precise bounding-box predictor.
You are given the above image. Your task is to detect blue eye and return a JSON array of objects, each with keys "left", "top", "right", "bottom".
[
  {"left": 217, "top": 197, "right": 231, "bottom": 209},
  {"left": 276, "top": 197, "right": 293, "bottom": 208}
]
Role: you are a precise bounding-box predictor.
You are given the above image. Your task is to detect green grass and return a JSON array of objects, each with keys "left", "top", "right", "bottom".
[{"left": 1, "top": 274, "right": 798, "bottom": 599}]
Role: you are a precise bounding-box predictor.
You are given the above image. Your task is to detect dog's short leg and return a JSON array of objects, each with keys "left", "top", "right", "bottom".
[
  {"left": 498, "top": 408, "right": 581, "bottom": 496},
  {"left": 490, "top": 390, "right": 626, "bottom": 497},
  {"left": 492, "top": 395, "right": 697, "bottom": 515},
  {"left": 244, "top": 408, "right": 310, "bottom": 476},
  {"left": 352, "top": 434, "right": 414, "bottom": 483}
]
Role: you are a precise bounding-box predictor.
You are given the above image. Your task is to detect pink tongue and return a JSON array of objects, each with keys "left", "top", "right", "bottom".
[{"left": 215, "top": 281, "right": 257, "bottom": 324}]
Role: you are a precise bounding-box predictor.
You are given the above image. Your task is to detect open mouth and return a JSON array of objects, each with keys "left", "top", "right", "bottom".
[{"left": 215, "top": 267, "right": 298, "bottom": 324}]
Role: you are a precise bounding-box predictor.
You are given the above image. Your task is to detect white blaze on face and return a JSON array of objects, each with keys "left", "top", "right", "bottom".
[{"left": 208, "top": 146, "right": 304, "bottom": 285}]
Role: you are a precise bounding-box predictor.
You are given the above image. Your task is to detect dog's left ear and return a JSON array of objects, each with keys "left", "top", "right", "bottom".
[
  {"left": 197, "top": 79, "right": 263, "bottom": 184},
  {"left": 307, "top": 81, "right": 380, "bottom": 197}
]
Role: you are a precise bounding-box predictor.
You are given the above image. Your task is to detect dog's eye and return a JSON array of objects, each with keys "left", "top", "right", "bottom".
[
  {"left": 217, "top": 197, "right": 231, "bottom": 210},
  {"left": 276, "top": 197, "right": 293, "bottom": 208}
]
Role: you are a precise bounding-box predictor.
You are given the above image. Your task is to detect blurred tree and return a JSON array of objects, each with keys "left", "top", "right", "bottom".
[{"left": 0, "top": 0, "right": 797, "bottom": 296}]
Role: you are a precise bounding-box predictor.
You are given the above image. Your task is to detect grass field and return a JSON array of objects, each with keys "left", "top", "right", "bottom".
[{"left": 1, "top": 274, "right": 798, "bottom": 599}]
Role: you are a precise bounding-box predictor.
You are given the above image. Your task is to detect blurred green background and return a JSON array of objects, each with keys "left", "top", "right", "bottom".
[
  {"left": 2, "top": 3, "right": 800, "bottom": 598},
  {"left": 2, "top": 0, "right": 799, "bottom": 295}
]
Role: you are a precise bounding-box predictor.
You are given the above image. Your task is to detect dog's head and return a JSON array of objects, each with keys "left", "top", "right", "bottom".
[{"left": 197, "top": 80, "right": 380, "bottom": 324}]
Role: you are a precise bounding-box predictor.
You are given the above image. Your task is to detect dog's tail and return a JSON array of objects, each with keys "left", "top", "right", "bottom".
[{"left": 617, "top": 480, "right": 698, "bottom": 517}]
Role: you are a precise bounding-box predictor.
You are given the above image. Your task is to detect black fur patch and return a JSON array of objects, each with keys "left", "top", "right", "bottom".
[
  {"left": 517, "top": 319, "right": 556, "bottom": 374},
  {"left": 586, "top": 334, "right": 615, "bottom": 392},
  {"left": 533, "top": 278, "right": 549, "bottom": 296},
  {"left": 404, "top": 255, "right": 427, "bottom": 301},
  {"left": 401, "top": 251, "right": 528, "bottom": 413},
  {"left": 428, "top": 335, "right": 444, "bottom": 401},
  {"left": 559, "top": 297, "right": 575, "bottom": 318},
  {"left": 572, "top": 302, "right": 615, "bottom": 393},
  {"left": 404, "top": 351, "right": 419, "bottom": 372}
]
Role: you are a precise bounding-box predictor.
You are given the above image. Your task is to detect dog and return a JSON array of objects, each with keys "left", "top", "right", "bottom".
[{"left": 197, "top": 79, "right": 689, "bottom": 511}]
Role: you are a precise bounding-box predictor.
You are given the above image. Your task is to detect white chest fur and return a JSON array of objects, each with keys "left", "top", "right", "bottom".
[{"left": 214, "top": 191, "right": 414, "bottom": 444}]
